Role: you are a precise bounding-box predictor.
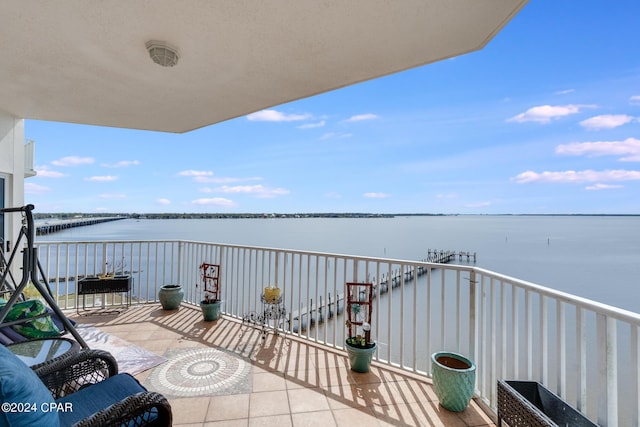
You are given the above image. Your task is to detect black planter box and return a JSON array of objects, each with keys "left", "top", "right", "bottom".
[
  {"left": 497, "top": 380, "right": 597, "bottom": 427},
  {"left": 78, "top": 276, "right": 131, "bottom": 295}
]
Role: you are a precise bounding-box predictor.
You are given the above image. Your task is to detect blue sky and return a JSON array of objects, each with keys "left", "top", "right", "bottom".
[{"left": 25, "top": 1, "right": 640, "bottom": 214}]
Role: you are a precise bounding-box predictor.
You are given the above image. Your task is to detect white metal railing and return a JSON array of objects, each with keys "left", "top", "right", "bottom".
[{"left": 33, "top": 239, "right": 639, "bottom": 426}]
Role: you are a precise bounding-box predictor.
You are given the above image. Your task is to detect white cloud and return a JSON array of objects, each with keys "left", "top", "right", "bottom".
[
  {"left": 247, "top": 109, "right": 311, "bottom": 122},
  {"left": 24, "top": 183, "right": 50, "bottom": 194},
  {"left": 195, "top": 176, "right": 262, "bottom": 184},
  {"left": 630, "top": 95, "right": 640, "bottom": 105},
  {"left": 99, "top": 193, "right": 126, "bottom": 199},
  {"left": 512, "top": 169, "right": 640, "bottom": 184},
  {"left": 585, "top": 183, "right": 623, "bottom": 191},
  {"left": 51, "top": 156, "right": 94, "bottom": 166},
  {"left": 156, "top": 198, "right": 171, "bottom": 205},
  {"left": 191, "top": 197, "right": 237, "bottom": 207},
  {"left": 86, "top": 175, "right": 118, "bottom": 182},
  {"left": 103, "top": 160, "right": 141, "bottom": 168},
  {"left": 344, "top": 113, "right": 379, "bottom": 122},
  {"left": 555, "top": 137, "right": 640, "bottom": 161},
  {"left": 579, "top": 115, "right": 634, "bottom": 130},
  {"left": 179, "top": 170, "right": 264, "bottom": 184},
  {"left": 436, "top": 193, "right": 458, "bottom": 199},
  {"left": 555, "top": 89, "right": 575, "bottom": 95},
  {"left": 35, "top": 167, "right": 66, "bottom": 178},
  {"left": 298, "top": 120, "right": 326, "bottom": 129},
  {"left": 217, "top": 184, "right": 290, "bottom": 198},
  {"left": 178, "top": 170, "right": 213, "bottom": 177},
  {"left": 507, "top": 104, "right": 595, "bottom": 124},
  {"left": 363, "top": 192, "right": 391, "bottom": 198}
]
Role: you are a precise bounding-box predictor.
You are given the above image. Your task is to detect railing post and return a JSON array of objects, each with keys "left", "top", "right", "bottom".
[
  {"left": 177, "top": 240, "right": 183, "bottom": 293},
  {"left": 540, "top": 296, "right": 548, "bottom": 385},
  {"left": 557, "top": 302, "right": 566, "bottom": 398},
  {"left": 100, "top": 242, "right": 108, "bottom": 276},
  {"left": 577, "top": 307, "right": 587, "bottom": 412},
  {"left": 597, "top": 314, "right": 618, "bottom": 426},
  {"left": 633, "top": 325, "right": 640, "bottom": 426},
  {"left": 220, "top": 245, "right": 226, "bottom": 314},
  {"left": 469, "top": 269, "right": 477, "bottom": 376}
]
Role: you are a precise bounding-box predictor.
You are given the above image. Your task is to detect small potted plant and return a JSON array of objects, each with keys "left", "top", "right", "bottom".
[
  {"left": 344, "top": 282, "right": 376, "bottom": 373},
  {"left": 199, "top": 290, "right": 223, "bottom": 321},
  {"left": 198, "top": 262, "right": 222, "bottom": 321}
]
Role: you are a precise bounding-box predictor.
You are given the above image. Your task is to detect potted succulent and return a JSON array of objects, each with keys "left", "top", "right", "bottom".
[
  {"left": 344, "top": 282, "right": 376, "bottom": 373},
  {"left": 199, "top": 290, "right": 223, "bottom": 321}
]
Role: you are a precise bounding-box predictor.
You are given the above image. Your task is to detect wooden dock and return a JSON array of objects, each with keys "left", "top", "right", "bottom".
[
  {"left": 290, "top": 249, "right": 476, "bottom": 332},
  {"left": 426, "top": 249, "right": 476, "bottom": 263}
]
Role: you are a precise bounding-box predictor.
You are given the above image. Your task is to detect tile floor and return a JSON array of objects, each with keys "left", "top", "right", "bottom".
[{"left": 70, "top": 304, "right": 496, "bottom": 427}]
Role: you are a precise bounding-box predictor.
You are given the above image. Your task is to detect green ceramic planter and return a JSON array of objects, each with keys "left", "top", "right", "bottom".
[
  {"left": 158, "top": 284, "right": 184, "bottom": 310},
  {"left": 345, "top": 341, "right": 376, "bottom": 373},
  {"left": 200, "top": 300, "right": 223, "bottom": 321},
  {"left": 431, "top": 351, "right": 476, "bottom": 412}
]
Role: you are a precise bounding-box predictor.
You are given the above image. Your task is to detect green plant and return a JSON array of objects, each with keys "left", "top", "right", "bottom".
[{"left": 345, "top": 303, "right": 374, "bottom": 348}]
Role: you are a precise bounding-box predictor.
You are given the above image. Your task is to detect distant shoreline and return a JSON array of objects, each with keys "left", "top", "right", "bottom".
[{"left": 33, "top": 212, "right": 640, "bottom": 220}]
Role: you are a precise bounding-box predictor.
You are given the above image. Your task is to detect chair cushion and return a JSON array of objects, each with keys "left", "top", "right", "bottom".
[
  {"left": 0, "top": 299, "right": 61, "bottom": 339},
  {"left": 0, "top": 310, "right": 74, "bottom": 345},
  {"left": 0, "top": 327, "right": 26, "bottom": 344},
  {"left": 0, "top": 331, "right": 11, "bottom": 346},
  {"left": 48, "top": 308, "right": 76, "bottom": 332},
  {"left": 0, "top": 344, "right": 59, "bottom": 427},
  {"left": 56, "top": 373, "right": 148, "bottom": 426}
]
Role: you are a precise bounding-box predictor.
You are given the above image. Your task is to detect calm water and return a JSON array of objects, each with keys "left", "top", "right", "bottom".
[{"left": 37, "top": 215, "right": 640, "bottom": 313}]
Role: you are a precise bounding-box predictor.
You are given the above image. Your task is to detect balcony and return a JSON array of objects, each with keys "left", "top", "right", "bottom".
[
  {"left": 34, "top": 239, "right": 640, "bottom": 426},
  {"left": 74, "top": 303, "right": 493, "bottom": 426}
]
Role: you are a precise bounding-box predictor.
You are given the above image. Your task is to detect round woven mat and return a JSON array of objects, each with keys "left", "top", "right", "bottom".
[{"left": 144, "top": 347, "right": 252, "bottom": 398}]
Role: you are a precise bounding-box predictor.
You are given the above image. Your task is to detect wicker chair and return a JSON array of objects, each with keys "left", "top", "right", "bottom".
[
  {"left": 0, "top": 345, "right": 171, "bottom": 427},
  {"left": 36, "top": 349, "right": 171, "bottom": 427}
]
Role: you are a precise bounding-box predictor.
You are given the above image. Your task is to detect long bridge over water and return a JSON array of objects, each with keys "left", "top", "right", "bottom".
[{"left": 35, "top": 217, "right": 126, "bottom": 235}]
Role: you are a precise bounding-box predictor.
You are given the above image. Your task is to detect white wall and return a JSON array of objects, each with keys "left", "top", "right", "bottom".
[{"left": 0, "top": 111, "right": 25, "bottom": 254}]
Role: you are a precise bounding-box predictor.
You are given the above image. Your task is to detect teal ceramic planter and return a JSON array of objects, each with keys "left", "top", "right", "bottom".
[
  {"left": 431, "top": 351, "right": 476, "bottom": 412},
  {"left": 345, "top": 341, "right": 376, "bottom": 373},
  {"left": 158, "top": 284, "right": 184, "bottom": 310},
  {"left": 200, "top": 300, "right": 223, "bottom": 321}
]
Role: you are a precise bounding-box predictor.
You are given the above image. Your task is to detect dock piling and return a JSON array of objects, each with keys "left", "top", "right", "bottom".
[{"left": 291, "top": 248, "right": 475, "bottom": 333}]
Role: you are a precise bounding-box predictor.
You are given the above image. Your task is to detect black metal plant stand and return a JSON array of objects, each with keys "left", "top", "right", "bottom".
[
  {"left": 0, "top": 204, "right": 88, "bottom": 348},
  {"left": 76, "top": 275, "right": 132, "bottom": 314},
  {"left": 242, "top": 293, "right": 287, "bottom": 340}
]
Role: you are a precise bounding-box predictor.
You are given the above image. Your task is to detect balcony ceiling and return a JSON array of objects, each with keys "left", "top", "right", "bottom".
[{"left": 1, "top": 1, "right": 527, "bottom": 133}]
